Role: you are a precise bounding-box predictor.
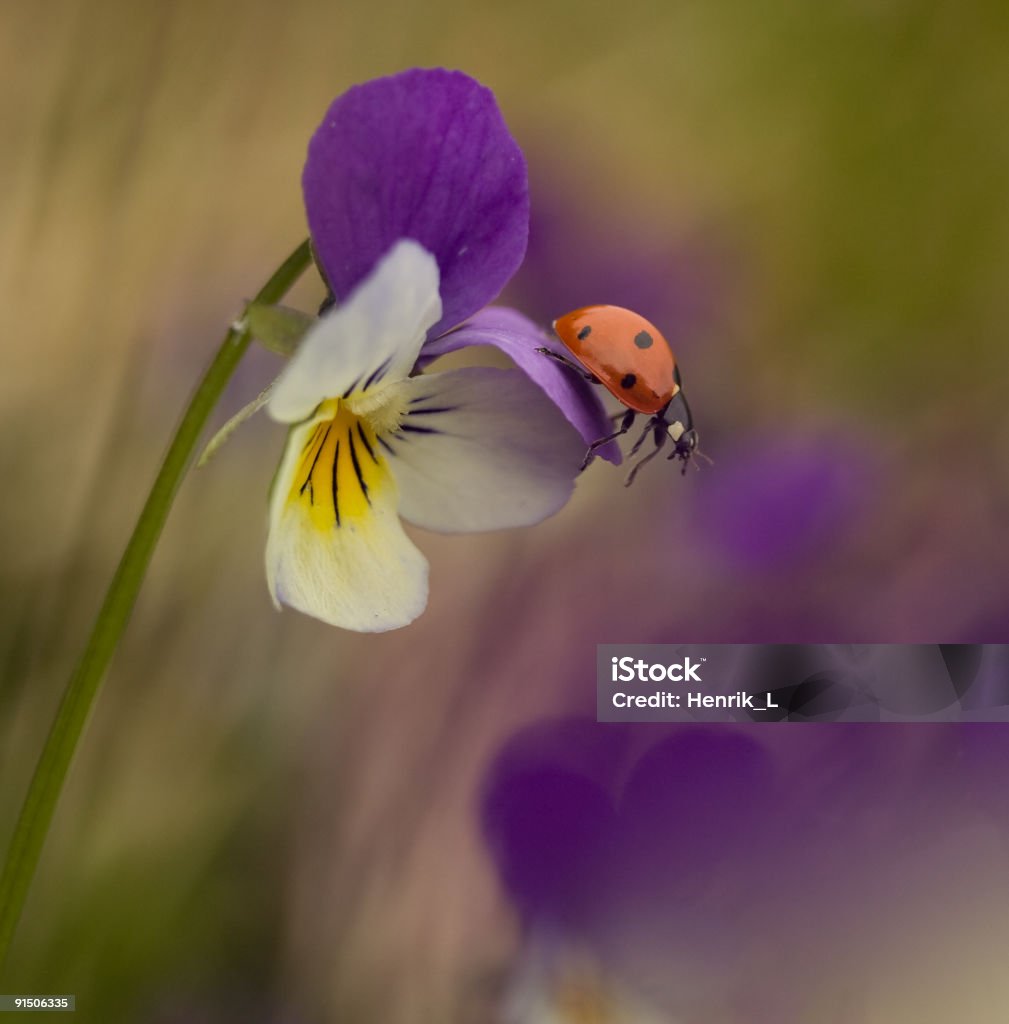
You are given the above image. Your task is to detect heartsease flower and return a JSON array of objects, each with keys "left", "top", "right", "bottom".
[{"left": 265, "top": 65, "right": 612, "bottom": 632}]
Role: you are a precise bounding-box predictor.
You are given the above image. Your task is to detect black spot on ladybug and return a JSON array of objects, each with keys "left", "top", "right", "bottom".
[
  {"left": 577, "top": 325, "right": 592, "bottom": 340},
  {"left": 633, "top": 330, "right": 653, "bottom": 349},
  {"left": 621, "top": 373, "right": 637, "bottom": 389}
]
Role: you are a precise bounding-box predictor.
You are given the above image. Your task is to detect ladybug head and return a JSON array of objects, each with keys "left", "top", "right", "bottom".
[
  {"left": 667, "top": 419, "right": 699, "bottom": 464},
  {"left": 661, "top": 387, "right": 702, "bottom": 473}
]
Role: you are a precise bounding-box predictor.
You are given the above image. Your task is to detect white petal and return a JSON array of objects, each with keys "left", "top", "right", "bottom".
[
  {"left": 268, "top": 239, "right": 441, "bottom": 424},
  {"left": 266, "top": 408, "right": 428, "bottom": 631},
  {"left": 388, "top": 367, "right": 584, "bottom": 533}
]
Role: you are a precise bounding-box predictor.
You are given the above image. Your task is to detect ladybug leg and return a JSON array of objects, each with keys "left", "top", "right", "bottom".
[
  {"left": 627, "top": 418, "right": 658, "bottom": 457},
  {"left": 624, "top": 423, "right": 668, "bottom": 487},
  {"left": 535, "top": 346, "right": 600, "bottom": 384},
  {"left": 581, "top": 409, "right": 636, "bottom": 471}
]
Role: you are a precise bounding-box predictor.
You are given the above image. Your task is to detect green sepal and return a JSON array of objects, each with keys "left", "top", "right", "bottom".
[{"left": 245, "top": 302, "right": 316, "bottom": 357}]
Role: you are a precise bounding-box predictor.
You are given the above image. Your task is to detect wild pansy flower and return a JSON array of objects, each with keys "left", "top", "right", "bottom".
[{"left": 266, "top": 69, "right": 614, "bottom": 631}]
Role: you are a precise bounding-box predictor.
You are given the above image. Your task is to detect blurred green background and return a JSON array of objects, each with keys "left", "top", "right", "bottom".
[{"left": 2, "top": 0, "right": 1009, "bottom": 1020}]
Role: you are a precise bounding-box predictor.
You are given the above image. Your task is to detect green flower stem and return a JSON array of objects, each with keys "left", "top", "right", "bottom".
[{"left": 0, "top": 239, "right": 313, "bottom": 971}]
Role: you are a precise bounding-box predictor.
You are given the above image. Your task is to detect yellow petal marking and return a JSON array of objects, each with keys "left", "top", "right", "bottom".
[{"left": 286, "top": 399, "right": 391, "bottom": 531}]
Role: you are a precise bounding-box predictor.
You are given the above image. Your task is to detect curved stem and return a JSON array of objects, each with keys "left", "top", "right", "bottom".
[{"left": 0, "top": 239, "right": 313, "bottom": 971}]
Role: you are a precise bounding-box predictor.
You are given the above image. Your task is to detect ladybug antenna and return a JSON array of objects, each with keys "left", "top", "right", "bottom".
[{"left": 665, "top": 443, "right": 711, "bottom": 474}]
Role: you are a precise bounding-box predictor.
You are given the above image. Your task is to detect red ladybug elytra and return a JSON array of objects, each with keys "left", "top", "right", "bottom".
[{"left": 539, "top": 305, "right": 700, "bottom": 485}]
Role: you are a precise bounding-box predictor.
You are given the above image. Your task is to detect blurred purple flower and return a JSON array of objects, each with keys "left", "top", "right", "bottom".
[
  {"left": 302, "top": 68, "right": 614, "bottom": 458},
  {"left": 482, "top": 715, "right": 1009, "bottom": 1017},
  {"left": 694, "top": 432, "right": 876, "bottom": 571}
]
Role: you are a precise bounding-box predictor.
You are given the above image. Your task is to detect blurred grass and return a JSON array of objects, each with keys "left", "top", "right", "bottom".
[{"left": 2, "top": 0, "right": 1009, "bottom": 1020}]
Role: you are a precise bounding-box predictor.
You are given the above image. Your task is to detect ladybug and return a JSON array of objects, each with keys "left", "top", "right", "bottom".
[{"left": 539, "top": 305, "right": 701, "bottom": 484}]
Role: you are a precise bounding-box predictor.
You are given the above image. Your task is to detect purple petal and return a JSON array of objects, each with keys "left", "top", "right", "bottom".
[
  {"left": 482, "top": 762, "right": 616, "bottom": 928},
  {"left": 480, "top": 718, "right": 629, "bottom": 927},
  {"left": 615, "top": 730, "right": 778, "bottom": 889},
  {"left": 423, "top": 306, "right": 621, "bottom": 463},
  {"left": 303, "top": 69, "right": 529, "bottom": 338}
]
